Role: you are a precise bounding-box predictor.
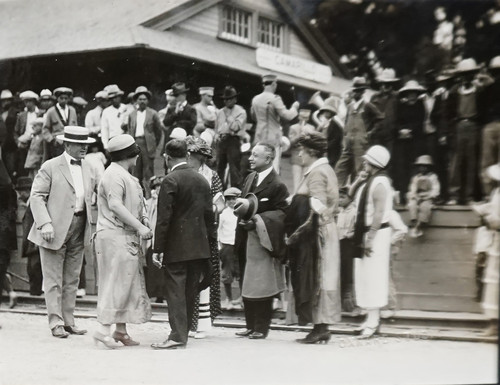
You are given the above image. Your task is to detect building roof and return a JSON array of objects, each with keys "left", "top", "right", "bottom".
[{"left": 0, "top": 0, "right": 350, "bottom": 93}]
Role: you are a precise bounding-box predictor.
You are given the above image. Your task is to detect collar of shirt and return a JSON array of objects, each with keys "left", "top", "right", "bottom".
[
  {"left": 257, "top": 165, "right": 274, "bottom": 186},
  {"left": 57, "top": 103, "right": 68, "bottom": 118},
  {"left": 304, "top": 157, "right": 329, "bottom": 176},
  {"left": 171, "top": 161, "right": 187, "bottom": 172},
  {"left": 63, "top": 151, "right": 80, "bottom": 166}
]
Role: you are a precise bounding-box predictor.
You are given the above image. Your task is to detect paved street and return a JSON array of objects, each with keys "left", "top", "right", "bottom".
[{"left": 0, "top": 313, "right": 497, "bottom": 385}]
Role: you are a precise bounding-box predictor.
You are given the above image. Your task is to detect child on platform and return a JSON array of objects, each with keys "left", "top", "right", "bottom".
[
  {"left": 407, "top": 155, "right": 440, "bottom": 238},
  {"left": 218, "top": 187, "right": 241, "bottom": 310}
]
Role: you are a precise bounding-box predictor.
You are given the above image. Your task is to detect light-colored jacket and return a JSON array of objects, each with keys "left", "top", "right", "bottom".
[
  {"left": 28, "top": 154, "right": 97, "bottom": 250},
  {"left": 251, "top": 91, "right": 297, "bottom": 146}
]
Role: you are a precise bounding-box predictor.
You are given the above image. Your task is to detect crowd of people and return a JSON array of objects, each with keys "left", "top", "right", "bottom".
[{"left": 0, "top": 55, "right": 499, "bottom": 345}]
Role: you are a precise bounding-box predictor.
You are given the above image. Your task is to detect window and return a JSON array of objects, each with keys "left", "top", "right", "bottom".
[
  {"left": 257, "top": 17, "right": 283, "bottom": 51},
  {"left": 220, "top": 5, "right": 252, "bottom": 44}
]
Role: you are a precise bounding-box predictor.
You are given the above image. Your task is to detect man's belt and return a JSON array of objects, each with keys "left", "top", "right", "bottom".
[{"left": 364, "top": 222, "right": 390, "bottom": 232}]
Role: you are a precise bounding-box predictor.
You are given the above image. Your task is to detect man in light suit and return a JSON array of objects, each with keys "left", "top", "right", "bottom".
[
  {"left": 126, "top": 86, "right": 163, "bottom": 197},
  {"left": 29, "top": 126, "right": 97, "bottom": 338},
  {"left": 251, "top": 74, "right": 299, "bottom": 172},
  {"left": 151, "top": 139, "right": 216, "bottom": 349}
]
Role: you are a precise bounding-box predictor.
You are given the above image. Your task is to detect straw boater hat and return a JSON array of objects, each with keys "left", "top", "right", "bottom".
[
  {"left": 234, "top": 193, "right": 258, "bottom": 221},
  {"left": 104, "top": 84, "right": 124, "bottom": 98},
  {"left": 398, "top": 80, "right": 426, "bottom": 94},
  {"left": 133, "top": 86, "right": 152, "bottom": 100},
  {"left": 455, "top": 58, "right": 481, "bottom": 74},
  {"left": 108, "top": 134, "right": 140, "bottom": 161},
  {"left": 199, "top": 87, "right": 214, "bottom": 96},
  {"left": 414, "top": 155, "right": 433, "bottom": 166},
  {"left": 20, "top": 90, "right": 39, "bottom": 101},
  {"left": 363, "top": 145, "right": 390, "bottom": 169},
  {"left": 376, "top": 68, "right": 400, "bottom": 83},
  {"left": 40, "top": 89, "right": 54, "bottom": 100},
  {"left": 53, "top": 87, "right": 73, "bottom": 97},
  {"left": 56, "top": 126, "right": 96, "bottom": 144}
]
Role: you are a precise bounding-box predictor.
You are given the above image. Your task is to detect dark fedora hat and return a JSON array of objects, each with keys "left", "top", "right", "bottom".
[
  {"left": 172, "top": 82, "right": 190, "bottom": 96},
  {"left": 220, "top": 86, "right": 239, "bottom": 100},
  {"left": 234, "top": 193, "right": 258, "bottom": 221}
]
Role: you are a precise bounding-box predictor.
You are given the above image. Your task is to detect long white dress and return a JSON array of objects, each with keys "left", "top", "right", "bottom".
[{"left": 354, "top": 175, "right": 393, "bottom": 309}]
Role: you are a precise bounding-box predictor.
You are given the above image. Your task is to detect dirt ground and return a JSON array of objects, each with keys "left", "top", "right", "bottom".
[{"left": 0, "top": 312, "right": 497, "bottom": 385}]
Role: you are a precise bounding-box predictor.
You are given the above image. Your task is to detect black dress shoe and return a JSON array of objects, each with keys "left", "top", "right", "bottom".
[
  {"left": 248, "top": 332, "right": 266, "bottom": 339},
  {"left": 64, "top": 325, "right": 87, "bottom": 335},
  {"left": 235, "top": 329, "right": 253, "bottom": 337},
  {"left": 52, "top": 325, "right": 69, "bottom": 338}
]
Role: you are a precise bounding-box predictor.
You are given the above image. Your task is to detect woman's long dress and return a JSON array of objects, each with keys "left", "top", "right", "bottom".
[{"left": 94, "top": 163, "right": 151, "bottom": 324}]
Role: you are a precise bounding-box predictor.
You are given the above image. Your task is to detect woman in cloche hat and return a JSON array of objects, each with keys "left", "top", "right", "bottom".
[
  {"left": 185, "top": 136, "right": 223, "bottom": 339},
  {"left": 93, "top": 134, "right": 153, "bottom": 349}
]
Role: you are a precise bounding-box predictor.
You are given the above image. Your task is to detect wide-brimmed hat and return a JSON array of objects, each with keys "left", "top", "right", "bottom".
[
  {"left": 363, "top": 145, "right": 390, "bottom": 169},
  {"left": 133, "top": 86, "right": 152, "bottom": 100},
  {"left": 455, "top": 58, "right": 481, "bottom": 74},
  {"left": 15, "top": 176, "right": 33, "bottom": 191},
  {"left": 376, "top": 68, "right": 400, "bottom": 83},
  {"left": 20, "top": 90, "right": 39, "bottom": 101},
  {"left": 234, "top": 193, "right": 258, "bottom": 221},
  {"left": 487, "top": 164, "right": 500, "bottom": 182},
  {"left": 108, "top": 134, "right": 140, "bottom": 161},
  {"left": 199, "top": 87, "right": 214, "bottom": 96},
  {"left": 172, "top": 82, "right": 189, "bottom": 96},
  {"left": 56, "top": 126, "right": 96, "bottom": 144},
  {"left": 94, "top": 90, "right": 108, "bottom": 100},
  {"left": 170, "top": 127, "right": 187, "bottom": 140},
  {"left": 489, "top": 56, "right": 500, "bottom": 70},
  {"left": 220, "top": 86, "right": 239, "bottom": 100},
  {"left": 398, "top": 80, "right": 426, "bottom": 94},
  {"left": 53, "top": 87, "right": 73, "bottom": 97},
  {"left": 224, "top": 187, "right": 241, "bottom": 197},
  {"left": 40, "top": 89, "right": 54, "bottom": 100},
  {"left": 352, "top": 77, "right": 368, "bottom": 90},
  {"left": 414, "top": 155, "right": 433, "bottom": 166},
  {"left": 104, "top": 84, "right": 124, "bottom": 98},
  {"left": 319, "top": 96, "right": 339, "bottom": 115},
  {"left": 72, "top": 96, "right": 88, "bottom": 107},
  {"left": 0, "top": 90, "right": 13, "bottom": 100},
  {"left": 186, "top": 136, "right": 212, "bottom": 158}
]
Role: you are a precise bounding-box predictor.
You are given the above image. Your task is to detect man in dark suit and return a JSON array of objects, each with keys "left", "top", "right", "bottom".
[
  {"left": 126, "top": 86, "right": 163, "bottom": 198},
  {"left": 234, "top": 142, "right": 289, "bottom": 339},
  {"left": 151, "top": 139, "right": 216, "bottom": 349},
  {"left": 162, "top": 83, "right": 197, "bottom": 137}
]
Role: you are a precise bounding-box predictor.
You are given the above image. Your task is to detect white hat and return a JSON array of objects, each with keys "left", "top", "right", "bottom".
[
  {"left": 487, "top": 164, "right": 500, "bottom": 182},
  {"left": 53, "top": 87, "right": 73, "bottom": 97},
  {"left": 376, "top": 68, "right": 400, "bottom": 83},
  {"left": 0, "top": 90, "right": 13, "bottom": 100},
  {"left": 456, "top": 58, "right": 481, "bottom": 73},
  {"left": 199, "top": 87, "right": 214, "bottom": 96},
  {"left": 95, "top": 90, "right": 108, "bottom": 100},
  {"left": 72, "top": 96, "right": 88, "bottom": 107},
  {"left": 398, "top": 80, "right": 426, "bottom": 94},
  {"left": 104, "top": 84, "right": 124, "bottom": 98},
  {"left": 108, "top": 134, "right": 135, "bottom": 152},
  {"left": 280, "top": 136, "right": 291, "bottom": 152},
  {"left": 489, "top": 56, "right": 500, "bottom": 69},
  {"left": 20, "top": 90, "right": 39, "bottom": 101},
  {"left": 169, "top": 127, "right": 187, "bottom": 140},
  {"left": 56, "top": 126, "right": 96, "bottom": 144},
  {"left": 363, "top": 145, "right": 390, "bottom": 169},
  {"left": 40, "top": 89, "right": 53, "bottom": 100}
]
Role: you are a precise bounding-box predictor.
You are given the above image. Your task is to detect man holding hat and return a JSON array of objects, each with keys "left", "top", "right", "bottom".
[
  {"left": 29, "top": 126, "right": 97, "bottom": 338},
  {"left": 194, "top": 86, "right": 218, "bottom": 137},
  {"left": 101, "top": 84, "right": 128, "bottom": 151},
  {"left": 251, "top": 74, "right": 300, "bottom": 172},
  {"left": 126, "top": 86, "right": 163, "bottom": 198},
  {"left": 163, "top": 82, "right": 197, "bottom": 137},
  {"left": 42, "top": 87, "right": 78, "bottom": 160},
  {"left": 215, "top": 86, "right": 247, "bottom": 189},
  {"left": 15, "top": 90, "right": 41, "bottom": 176},
  {"left": 335, "top": 76, "right": 383, "bottom": 187},
  {"left": 85, "top": 90, "right": 109, "bottom": 137},
  {"left": 234, "top": 142, "right": 289, "bottom": 339}
]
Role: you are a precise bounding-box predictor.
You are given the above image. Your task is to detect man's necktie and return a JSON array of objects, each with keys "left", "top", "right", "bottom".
[
  {"left": 70, "top": 159, "right": 82, "bottom": 166},
  {"left": 249, "top": 172, "right": 259, "bottom": 192}
]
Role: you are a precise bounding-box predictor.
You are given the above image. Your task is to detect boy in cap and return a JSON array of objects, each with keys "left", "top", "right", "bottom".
[
  {"left": 407, "top": 155, "right": 440, "bottom": 238},
  {"left": 22, "top": 117, "right": 45, "bottom": 180},
  {"left": 218, "top": 187, "right": 242, "bottom": 309}
]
